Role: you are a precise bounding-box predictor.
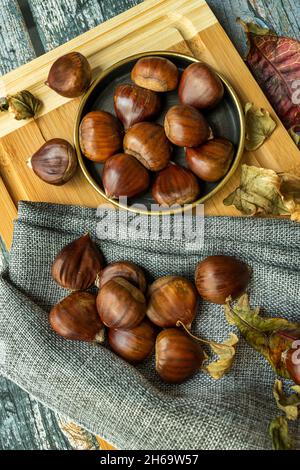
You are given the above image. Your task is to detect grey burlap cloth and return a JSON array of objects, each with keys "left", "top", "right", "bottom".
[{"left": 1, "top": 201, "right": 300, "bottom": 450}]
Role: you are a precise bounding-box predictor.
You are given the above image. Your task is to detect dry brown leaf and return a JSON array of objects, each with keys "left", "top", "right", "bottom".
[
  {"left": 244, "top": 102, "right": 276, "bottom": 151},
  {"left": 202, "top": 332, "right": 239, "bottom": 380}
]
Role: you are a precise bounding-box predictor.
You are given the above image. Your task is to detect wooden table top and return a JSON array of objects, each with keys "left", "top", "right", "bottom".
[{"left": 0, "top": 0, "right": 299, "bottom": 451}]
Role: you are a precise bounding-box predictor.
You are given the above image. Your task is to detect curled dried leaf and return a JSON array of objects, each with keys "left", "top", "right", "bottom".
[
  {"left": 288, "top": 126, "right": 300, "bottom": 148},
  {"left": 244, "top": 102, "right": 276, "bottom": 151},
  {"left": 273, "top": 379, "right": 300, "bottom": 421},
  {"left": 223, "top": 164, "right": 289, "bottom": 216},
  {"left": 269, "top": 416, "right": 293, "bottom": 450},
  {"left": 202, "top": 332, "right": 239, "bottom": 380},
  {"left": 0, "top": 97, "right": 8, "bottom": 112},
  {"left": 7, "top": 90, "right": 41, "bottom": 120}
]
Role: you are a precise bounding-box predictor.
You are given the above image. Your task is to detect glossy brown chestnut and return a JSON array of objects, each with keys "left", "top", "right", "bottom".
[
  {"left": 27, "top": 138, "right": 77, "bottom": 185},
  {"left": 114, "top": 83, "right": 161, "bottom": 130},
  {"left": 51, "top": 233, "right": 105, "bottom": 290},
  {"left": 147, "top": 275, "right": 198, "bottom": 328},
  {"left": 45, "top": 52, "right": 92, "bottom": 98},
  {"left": 155, "top": 328, "right": 204, "bottom": 383},
  {"left": 102, "top": 153, "right": 150, "bottom": 199},
  {"left": 195, "top": 255, "right": 251, "bottom": 304},
  {"left": 178, "top": 62, "right": 224, "bottom": 109},
  {"left": 96, "top": 261, "right": 147, "bottom": 293},
  {"left": 131, "top": 56, "right": 179, "bottom": 92},
  {"left": 152, "top": 163, "right": 200, "bottom": 206},
  {"left": 79, "top": 111, "right": 123, "bottom": 162},
  {"left": 49, "top": 291, "right": 104, "bottom": 342},
  {"left": 186, "top": 137, "right": 234, "bottom": 182},
  {"left": 97, "top": 277, "right": 146, "bottom": 329},
  {"left": 164, "top": 105, "right": 210, "bottom": 147},
  {"left": 124, "top": 122, "right": 172, "bottom": 171},
  {"left": 108, "top": 319, "right": 157, "bottom": 363}
]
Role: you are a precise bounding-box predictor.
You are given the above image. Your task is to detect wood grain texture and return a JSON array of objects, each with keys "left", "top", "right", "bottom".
[
  {"left": 0, "top": 0, "right": 299, "bottom": 452},
  {"left": 0, "top": 0, "right": 35, "bottom": 77}
]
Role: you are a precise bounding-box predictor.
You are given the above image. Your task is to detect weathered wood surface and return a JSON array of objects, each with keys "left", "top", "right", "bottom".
[
  {"left": 0, "top": 0, "right": 299, "bottom": 451},
  {"left": 0, "top": 0, "right": 35, "bottom": 76}
]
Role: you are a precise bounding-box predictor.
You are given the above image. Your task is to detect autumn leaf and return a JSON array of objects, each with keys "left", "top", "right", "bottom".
[
  {"left": 223, "top": 165, "right": 289, "bottom": 216},
  {"left": 224, "top": 294, "right": 300, "bottom": 380},
  {"left": 0, "top": 97, "right": 8, "bottom": 112},
  {"left": 238, "top": 19, "right": 300, "bottom": 132},
  {"left": 223, "top": 164, "right": 300, "bottom": 221},
  {"left": 244, "top": 102, "right": 276, "bottom": 150},
  {"left": 7, "top": 90, "right": 41, "bottom": 120},
  {"left": 288, "top": 126, "right": 300, "bottom": 148},
  {"left": 273, "top": 379, "right": 300, "bottom": 421},
  {"left": 202, "top": 332, "right": 239, "bottom": 380},
  {"left": 269, "top": 416, "right": 294, "bottom": 450}
]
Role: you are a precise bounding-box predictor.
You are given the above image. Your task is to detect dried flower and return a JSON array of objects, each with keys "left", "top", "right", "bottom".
[
  {"left": 7, "top": 90, "right": 41, "bottom": 120},
  {"left": 244, "top": 102, "right": 276, "bottom": 151}
]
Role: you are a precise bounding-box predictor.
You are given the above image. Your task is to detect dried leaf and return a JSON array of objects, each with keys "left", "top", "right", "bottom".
[
  {"left": 7, "top": 90, "right": 41, "bottom": 120},
  {"left": 57, "top": 417, "right": 101, "bottom": 450},
  {"left": 269, "top": 416, "right": 294, "bottom": 450},
  {"left": 0, "top": 97, "right": 8, "bottom": 112},
  {"left": 244, "top": 102, "right": 276, "bottom": 150},
  {"left": 278, "top": 173, "right": 300, "bottom": 222},
  {"left": 273, "top": 379, "right": 300, "bottom": 421},
  {"left": 223, "top": 164, "right": 289, "bottom": 216},
  {"left": 288, "top": 126, "right": 300, "bottom": 148},
  {"left": 224, "top": 294, "right": 300, "bottom": 380},
  {"left": 238, "top": 20, "right": 300, "bottom": 130},
  {"left": 202, "top": 332, "right": 239, "bottom": 380}
]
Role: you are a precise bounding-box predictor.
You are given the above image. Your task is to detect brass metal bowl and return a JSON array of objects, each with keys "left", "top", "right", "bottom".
[{"left": 74, "top": 51, "right": 245, "bottom": 216}]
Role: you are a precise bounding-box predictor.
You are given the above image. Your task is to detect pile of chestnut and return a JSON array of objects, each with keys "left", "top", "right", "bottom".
[
  {"left": 49, "top": 233, "right": 251, "bottom": 384},
  {"left": 79, "top": 56, "right": 235, "bottom": 206}
]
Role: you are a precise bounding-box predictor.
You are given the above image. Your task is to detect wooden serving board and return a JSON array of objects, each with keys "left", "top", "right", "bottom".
[{"left": 0, "top": 0, "right": 299, "bottom": 249}]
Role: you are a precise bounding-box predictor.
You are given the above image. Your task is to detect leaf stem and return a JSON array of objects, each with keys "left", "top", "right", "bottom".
[{"left": 176, "top": 321, "right": 232, "bottom": 350}]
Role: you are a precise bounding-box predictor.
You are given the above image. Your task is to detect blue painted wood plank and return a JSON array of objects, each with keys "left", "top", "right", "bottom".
[{"left": 0, "top": 0, "right": 36, "bottom": 76}]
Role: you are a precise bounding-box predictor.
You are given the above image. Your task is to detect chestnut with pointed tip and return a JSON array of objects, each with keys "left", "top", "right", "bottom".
[
  {"left": 108, "top": 319, "right": 157, "bottom": 363},
  {"left": 147, "top": 275, "right": 198, "bottom": 328},
  {"left": 155, "top": 328, "right": 204, "bottom": 383},
  {"left": 51, "top": 233, "right": 105, "bottom": 290},
  {"left": 152, "top": 164, "right": 200, "bottom": 206},
  {"left": 186, "top": 137, "right": 234, "bottom": 182},
  {"left": 178, "top": 62, "right": 224, "bottom": 109},
  {"left": 102, "top": 153, "right": 150, "bottom": 199},
  {"left": 27, "top": 138, "right": 77, "bottom": 185},
  {"left": 79, "top": 111, "right": 123, "bottom": 162},
  {"left": 96, "top": 261, "right": 147, "bottom": 293},
  {"left": 124, "top": 122, "right": 172, "bottom": 171},
  {"left": 164, "top": 105, "right": 210, "bottom": 147},
  {"left": 49, "top": 291, "right": 105, "bottom": 342},
  {"left": 114, "top": 83, "right": 161, "bottom": 130},
  {"left": 97, "top": 277, "right": 146, "bottom": 329},
  {"left": 46, "top": 52, "right": 92, "bottom": 98},
  {"left": 195, "top": 255, "right": 251, "bottom": 304},
  {"left": 131, "top": 56, "right": 179, "bottom": 92}
]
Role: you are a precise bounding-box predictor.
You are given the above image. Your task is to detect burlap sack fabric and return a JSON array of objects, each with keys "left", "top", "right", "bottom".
[{"left": 0, "top": 201, "right": 299, "bottom": 450}]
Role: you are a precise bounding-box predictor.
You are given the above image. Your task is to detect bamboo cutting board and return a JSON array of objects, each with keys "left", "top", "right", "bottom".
[{"left": 0, "top": 0, "right": 299, "bottom": 249}]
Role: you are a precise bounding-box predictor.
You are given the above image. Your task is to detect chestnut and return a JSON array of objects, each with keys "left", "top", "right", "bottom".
[
  {"left": 124, "top": 122, "right": 172, "bottom": 171},
  {"left": 79, "top": 111, "right": 123, "bottom": 162},
  {"left": 152, "top": 163, "right": 200, "bottom": 206},
  {"left": 114, "top": 83, "right": 161, "bottom": 130},
  {"left": 155, "top": 328, "right": 204, "bottom": 383},
  {"left": 195, "top": 255, "right": 251, "bottom": 304},
  {"left": 27, "top": 138, "right": 77, "bottom": 185},
  {"left": 51, "top": 233, "right": 105, "bottom": 290},
  {"left": 96, "top": 261, "right": 147, "bottom": 293},
  {"left": 147, "top": 275, "right": 198, "bottom": 328},
  {"left": 186, "top": 137, "right": 234, "bottom": 182},
  {"left": 102, "top": 153, "right": 150, "bottom": 199},
  {"left": 97, "top": 277, "right": 146, "bottom": 329},
  {"left": 46, "top": 52, "right": 92, "bottom": 98},
  {"left": 131, "top": 56, "right": 179, "bottom": 92},
  {"left": 49, "top": 291, "right": 104, "bottom": 342},
  {"left": 164, "top": 105, "right": 210, "bottom": 147},
  {"left": 108, "top": 319, "right": 157, "bottom": 363},
  {"left": 178, "top": 62, "right": 224, "bottom": 109}
]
